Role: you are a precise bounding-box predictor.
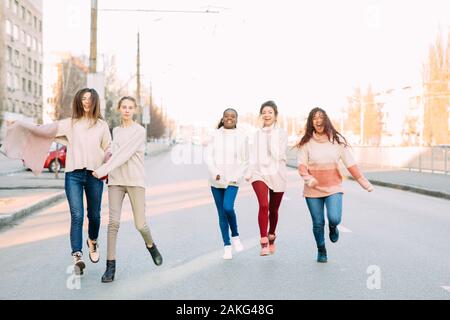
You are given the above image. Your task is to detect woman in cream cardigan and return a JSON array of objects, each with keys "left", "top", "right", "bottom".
[
  {"left": 205, "top": 108, "right": 249, "bottom": 260},
  {"left": 246, "top": 101, "right": 288, "bottom": 256},
  {"left": 2, "top": 88, "right": 111, "bottom": 275}
]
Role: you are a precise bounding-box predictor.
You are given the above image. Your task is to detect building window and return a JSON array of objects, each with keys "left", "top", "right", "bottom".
[
  {"left": 32, "top": 37, "right": 37, "bottom": 51},
  {"left": 13, "top": 24, "right": 19, "bottom": 40},
  {"left": 21, "top": 30, "right": 25, "bottom": 44},
  {"left": 6, "top": 20, "right": 12, "bottom": 35},
  {"left": 27, "top": 10, "right": 32, "bottom": 24},
  {"left": 28, "top": 57, "right": 32, "bottom": 71},
  {"left": 28, "top": 80, "right": 32, "bottom": 93},
  {"left": 34, "top": 60, "right": 37, "bottom": 74},
  {"left": 34, "top": 16, "right": 37, "bottom": 29},
  {"left": 21, "top": 6, "right": 26, "bottom": 19},
  {"left": 6, "top": 0, "right": 11, "bottom": 9},
  {"left": 13, "top": 0, "right": 18, "bottom": 15},
  {"left": 38, "top": 42, "right": 42, "bottom": 54},
  {"left": 39, "top": 85, "right": 42, "bottom": 97},
  {"left": 14, "top": 50, "right": 20, "bottom": 67},
  {"left": 26, "top": 34, "right": 31, "bottom": 48},
  {"left": 7, "top": 73, "right": 13, "bottom": 89},
  {"left": 6, "top": 46, "right": 12, "bottom": 62},
  {"left": 34, "top": 83, "right": 37, "bottom": 96},
  {"left": 14, "top": 75, "right": 20, "bottom": 90},
  {"left": 22, "top": 78, "right": 26, "bottom": 91},
  {"left": 39, "top": 63, "right": 43, "bottom": 75},
  {"left": 39, "top": 20, "right": 42, "bottom": 33}
]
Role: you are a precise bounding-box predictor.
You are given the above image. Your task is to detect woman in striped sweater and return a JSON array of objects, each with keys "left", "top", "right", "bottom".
[{"left": 297, "top": 107, "right": 373, "bottom": 263}]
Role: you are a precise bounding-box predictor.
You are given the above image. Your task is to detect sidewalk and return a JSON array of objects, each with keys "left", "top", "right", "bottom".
[
  {"left": 0, "top": 143, "right": 172, "bottom": 227},
  {"left": 287, "top": 158, "right": 450, "bottom": 200}
]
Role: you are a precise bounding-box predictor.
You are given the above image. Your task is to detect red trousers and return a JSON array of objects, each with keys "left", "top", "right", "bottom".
[{"left": 251, "top": 180, "right": 284, "bottom": 238}]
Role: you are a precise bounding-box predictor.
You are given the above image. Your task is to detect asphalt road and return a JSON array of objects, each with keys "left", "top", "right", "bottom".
[{"left": 0, "top": 144, "right": 449, "bottom": 299}]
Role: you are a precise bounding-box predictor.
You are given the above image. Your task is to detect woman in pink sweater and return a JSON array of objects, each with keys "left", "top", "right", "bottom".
[{"left": 297, "top": 107, "right": 373, "bottom": 263}]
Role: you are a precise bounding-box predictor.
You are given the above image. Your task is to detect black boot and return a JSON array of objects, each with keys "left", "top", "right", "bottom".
[
  {"left": 317, "top": 246, "right": 328, "bottom": 263},
  {"left": 101, "top": 260, "right": 116, "bottom": 283},
  {"left": 147, "top": 244, "right": 163, "bottom": 266}
]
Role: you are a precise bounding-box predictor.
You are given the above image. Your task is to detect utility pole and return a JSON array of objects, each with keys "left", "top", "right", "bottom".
[
  {"left": 89, "top": 0, "right": 98, "bottom": 73},
  {"left": 136, "top": 32, "right": 142, "bottom": 124}
]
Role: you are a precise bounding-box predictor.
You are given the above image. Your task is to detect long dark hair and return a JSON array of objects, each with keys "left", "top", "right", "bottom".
[
  {"left": 72, "top": 88, "right": 103, "bottom": 125},
  {"left": 296, "top": 107, "right": 349, "bottom": 148},
  {"left": 217, "top": 108, "right": 238, "bottom": 129}
]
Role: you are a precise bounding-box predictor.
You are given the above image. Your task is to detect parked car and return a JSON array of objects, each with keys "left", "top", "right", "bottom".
[{"left": 44, "top": 142, "right": 66, "bottom": 172}]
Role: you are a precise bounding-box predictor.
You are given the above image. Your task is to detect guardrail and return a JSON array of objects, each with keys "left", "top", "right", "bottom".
[{"left": 286, "top": 146, "right": 450, "bottom": 174}]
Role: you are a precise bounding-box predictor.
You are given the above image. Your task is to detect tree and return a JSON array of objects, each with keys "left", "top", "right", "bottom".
[
  {"left": 363, "top": 85, "right": 382, "bottom": 145},
  {"left": 55, "top": 56, "right": 88, "bottom": 120},
  {"left": 422, "top": 30, "right": 450, "bottom": 145}
]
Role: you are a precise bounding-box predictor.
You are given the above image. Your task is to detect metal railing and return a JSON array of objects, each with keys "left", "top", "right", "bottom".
[{"left": 286, "top": 146, "right": 450, "bottom": 174}]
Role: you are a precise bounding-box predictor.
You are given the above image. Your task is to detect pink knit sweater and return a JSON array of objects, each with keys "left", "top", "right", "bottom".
[{"left": 297, "top": 132, "right": 373, "bottom": 198}]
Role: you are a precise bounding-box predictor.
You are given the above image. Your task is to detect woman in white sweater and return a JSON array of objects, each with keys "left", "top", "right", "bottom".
[
  {"left": 93, "top": 96, "right": 162, "bottom": 283},
  {"left": 246, "top": 101, "right": 288, "bottom": 256},
  {"left": 206, "top": 108, "right": 249, "bottom": 260}
]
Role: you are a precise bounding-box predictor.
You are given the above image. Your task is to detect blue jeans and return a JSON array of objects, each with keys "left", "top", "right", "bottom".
[
  {"left": 211, "top": 186, "right": 239, "bottom": 246},
  {"left": 65, "top": 169, "right": 104, "bottom": 254},
  {"left": 305, "top": 193, "right": 343, "bottom": 247}
]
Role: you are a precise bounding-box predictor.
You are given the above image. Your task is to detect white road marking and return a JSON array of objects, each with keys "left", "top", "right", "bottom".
[{"left": 339, "top": 225, "right": 353, "bottom": 233}]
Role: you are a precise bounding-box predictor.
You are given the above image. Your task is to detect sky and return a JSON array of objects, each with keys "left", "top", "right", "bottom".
[{"left": 43, "top": 0, "right": 450, "bottom": 126}]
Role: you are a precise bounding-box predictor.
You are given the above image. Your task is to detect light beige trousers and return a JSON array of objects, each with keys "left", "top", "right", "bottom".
[{"left": 107, "top": 185, "right": 154, "bottom": 260}]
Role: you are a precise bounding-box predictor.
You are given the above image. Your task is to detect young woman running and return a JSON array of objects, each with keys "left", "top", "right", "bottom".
[
  {"left": 93, "top": 96, "right": 162, "bottom": 283},
  {"left": 205, "top": 108, "right": 248, "bottom": 260},
  {"left": 297, "top": 107, "right": 374, "bottom": 263},
  {"left": 2, "top": 88, "right": 111, "bottom": 274},
  {"left": 246, "top": 101, "right": 288, "bottom": 256}
]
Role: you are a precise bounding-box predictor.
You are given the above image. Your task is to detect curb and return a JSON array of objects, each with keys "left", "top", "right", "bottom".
[
  {"left": 0, "top": 168, "right": 26, "bottom": 177},
  {"left": 287, "top": 163, "right": 450, "bottom": 200},
  {"left": 347, "top": 176, "right": 450, "bottom": 200},
  {"left": 0, "top": 191, "right": 66, "bottom": 226},
  {"left": 0, "top": 146, "right": 173, "bottom": 227}
]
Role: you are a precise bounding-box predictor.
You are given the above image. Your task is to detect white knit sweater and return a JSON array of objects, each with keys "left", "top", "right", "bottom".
[
  {"left": 246, "top": 125, "right": 288, "bottom": 192},
  {"left": 205, "top": 127, "right": 249, "bottom": 188}
]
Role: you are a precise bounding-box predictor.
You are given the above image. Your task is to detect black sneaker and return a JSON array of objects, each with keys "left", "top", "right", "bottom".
[
  {"left": 329, "top": 226, "right": 339, "bottom": 243},
  {"left": 72, "top": 252, "right": 86, "bottom": 275},
  {"left": 147, "top": 244, "right": 163, "bottom": 266}
]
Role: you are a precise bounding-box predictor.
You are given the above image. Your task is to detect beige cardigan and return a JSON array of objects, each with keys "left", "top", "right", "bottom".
[
  {"left": 0, "top": 118, "right": 111, "bottom": 175},
  {"left": 94, "top": 123, "right": 147, "bottom": 188},
  {"left": 246, "top": 125, "right": 288, "bottom": 192}
]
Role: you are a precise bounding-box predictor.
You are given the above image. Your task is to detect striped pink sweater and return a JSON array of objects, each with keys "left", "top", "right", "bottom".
[{"left": 297, "top": 132, "right": 373, "bottom": 198}]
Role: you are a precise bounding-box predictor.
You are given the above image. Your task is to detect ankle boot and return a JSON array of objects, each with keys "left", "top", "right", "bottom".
[
  {"left": 317, "top": 246, "right": 328, "bottom": 263},
  {"left": 101, "top": 260, "right": 116, "bottom": 283},
  {"left": 147, "top": 244, "right": 163, "bottom": 266}
]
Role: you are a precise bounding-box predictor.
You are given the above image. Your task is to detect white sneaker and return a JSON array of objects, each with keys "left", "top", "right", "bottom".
[
  {"left": 232, "top": 236, "right": 244, "bottom": 252},
  {"left": 222, "top": 245, "right": 232, "bottom": 260},
  {"left": 72, "top": 251, "right": 85, "bottom": 275}
]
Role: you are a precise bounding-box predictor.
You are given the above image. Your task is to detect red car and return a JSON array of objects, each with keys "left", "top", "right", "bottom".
[{"left": 44, "top": 143, "right": 66, "bottom": 172}]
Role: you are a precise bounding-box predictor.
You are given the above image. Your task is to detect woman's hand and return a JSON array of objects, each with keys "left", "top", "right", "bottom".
[
  {"left": 103, "top": 151, "right": 112, "bottom": 163},
  {"left": 92, "top": 171, "right": 99, "bottom": 179}
]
